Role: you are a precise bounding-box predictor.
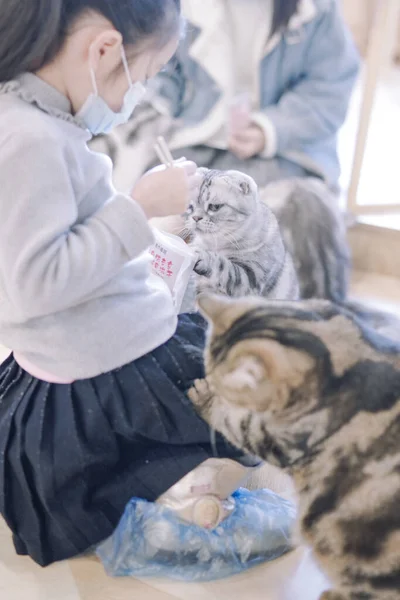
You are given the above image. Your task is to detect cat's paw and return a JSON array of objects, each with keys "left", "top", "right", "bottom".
[
  {"left": 194, "top": 250, "right": 212, "bottom": 277},
  {"left": 188, "top": 378, "right": 212, "bottom": 409}
]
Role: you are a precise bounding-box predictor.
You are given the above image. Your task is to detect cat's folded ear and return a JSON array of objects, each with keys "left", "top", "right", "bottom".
[
  {"left": 225, "top": 170, "right": 257, "bottom": 197},
  {"left": 197, "top": 293, "right": 263, "bottom": 333},
  {"left": 239, "top": 181, "right": 251, "bottom": 195},
  {"left": 220, "top": 341, "right": 285, "bottom": 403},
  {"left": 220, "top": 341, "right": 294, "bottom": 414},
  {"left": 197, "top": 293, "right": 233, "bottom": 322},
  {"left": 197, "top": 293, "right": 243, "bottom": 333},
  {"left": 222, "top": 355, "right": 267, "bottom": 392}
]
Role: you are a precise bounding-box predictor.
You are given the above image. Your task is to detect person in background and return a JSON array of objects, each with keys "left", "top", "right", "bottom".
[
  {"left": 100, "top": 0, "right": 359, "bottom": 193},
  {"left": 91, "top": 0, "right": 359, "bottom": 312},
  {"left": 158, "top": 0, "right": 360, "bottom": 189}
]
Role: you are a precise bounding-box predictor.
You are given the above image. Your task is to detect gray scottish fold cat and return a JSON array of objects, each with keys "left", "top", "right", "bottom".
[
  {"left": 185, "top": 168, "right": 299, "bottom": 301},
  {"left": 185, "top": 169, "right": 350, "bottom": 303}
]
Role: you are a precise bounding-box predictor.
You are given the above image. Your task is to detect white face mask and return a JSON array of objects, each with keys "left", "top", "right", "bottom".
[{"left": 77, "top": 46, "right": 146, "bottom": 135}]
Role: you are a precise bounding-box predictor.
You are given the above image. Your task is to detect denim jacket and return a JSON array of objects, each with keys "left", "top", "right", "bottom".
[{"left": 154, "top": 0, "right": 360, "bottom": 184}]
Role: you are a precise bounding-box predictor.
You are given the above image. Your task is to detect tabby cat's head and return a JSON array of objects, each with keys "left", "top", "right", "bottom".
[
  {"left": 185, "top": 168, "right": 258, "bottom": 237},
  {"left": 198, "top": 294, "right": 395, "bottom": 420}
]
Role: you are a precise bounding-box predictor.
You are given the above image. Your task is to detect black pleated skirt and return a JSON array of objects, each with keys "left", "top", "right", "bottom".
[{"left": 0, "top": 313, "right": 242, "bottom": 567}]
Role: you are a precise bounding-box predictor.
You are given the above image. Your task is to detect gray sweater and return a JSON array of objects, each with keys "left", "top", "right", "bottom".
[{"left": 0, "top": 74, "right": 177, "bottom": 380}]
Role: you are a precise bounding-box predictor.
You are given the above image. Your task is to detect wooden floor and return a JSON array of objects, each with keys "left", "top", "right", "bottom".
[{"left": 1, "top": 270, "right": 399, "bottom": 600}]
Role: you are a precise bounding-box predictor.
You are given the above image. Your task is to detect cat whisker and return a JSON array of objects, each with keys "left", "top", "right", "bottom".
[
  {"left": 221, "top": 230, "right": 241, "bottom": 251},
  {"left": 226, "top": 232, "right": 241, "bottom": 250},
  {"left": 211, "top": 232, "right": 220, "bottom": 252}
]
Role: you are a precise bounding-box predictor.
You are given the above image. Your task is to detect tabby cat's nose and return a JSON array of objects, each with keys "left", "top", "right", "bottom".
[{"left": 193, "top": 215, "right": 203, "bottom": 222}]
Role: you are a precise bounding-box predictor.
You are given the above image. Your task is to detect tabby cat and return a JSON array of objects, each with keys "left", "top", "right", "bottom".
[
  {"left": 190, "top": 294, "right": 400, "bottom": 600},
  {"left": 260, "top": 177, "right": 350, "bottom": 302},
  {"left": 185, "top": 168, "right": 299, "bottom": 301}
]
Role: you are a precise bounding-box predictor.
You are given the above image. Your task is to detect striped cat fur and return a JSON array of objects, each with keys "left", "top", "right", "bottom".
[
  {"left": 186, "top": 169, "right": 349, "bottom": 303},
  {"left": 261, "top": 177, "right": 350, "bottom": 302},
  {"left": 190, "top": 295, "right": 400, "bottom": 600},
  {"left": 185, "top": 169, "right": 299, "bottom": 301}
]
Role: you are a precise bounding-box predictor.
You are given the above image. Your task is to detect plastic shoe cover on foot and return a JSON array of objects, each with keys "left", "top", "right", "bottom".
[{"left": 97, "top": 488, "right": 296, "bottom": 582}]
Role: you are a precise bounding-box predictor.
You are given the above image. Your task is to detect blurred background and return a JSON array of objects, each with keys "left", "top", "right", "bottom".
[
  {"left": 93, "top": 0, "right": 400, "bottom": 305},
  {"left": 338, "top": 0, "right": 400, "bottom": 300},
  {"left": 341, "top": 0, "right": 400, "bottom": 225}
]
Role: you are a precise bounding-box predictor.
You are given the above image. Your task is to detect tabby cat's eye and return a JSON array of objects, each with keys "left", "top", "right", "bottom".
[
  {"left": 186, "top": 205, "right": 194, "bottom": 214},
  {"left": 208, "top": 204, "right": 223, "bottom": 212}
]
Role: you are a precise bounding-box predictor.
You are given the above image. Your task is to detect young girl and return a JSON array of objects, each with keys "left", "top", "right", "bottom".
[
  {"left": 100, "top": 0, "right": 360, "bottom": 192},
  {"left": 0, "top": 0, "right": 277, "bottom": 568}
]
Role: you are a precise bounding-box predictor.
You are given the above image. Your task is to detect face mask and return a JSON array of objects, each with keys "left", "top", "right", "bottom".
[{"left": 77, "top": 46, "right": 146, "bottom": 135}]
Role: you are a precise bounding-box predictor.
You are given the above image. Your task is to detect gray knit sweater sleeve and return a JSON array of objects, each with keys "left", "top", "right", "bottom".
[{"left": 0, "top": 131, "right": 154, "bottom": 319}]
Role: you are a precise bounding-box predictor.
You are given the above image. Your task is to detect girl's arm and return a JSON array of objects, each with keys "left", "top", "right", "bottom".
[
  {"left": 0, "top": 133, "right": 153, "bottom": 319},
  {"left": 252, "top": 1, "right": 360, "bottom": 159}
]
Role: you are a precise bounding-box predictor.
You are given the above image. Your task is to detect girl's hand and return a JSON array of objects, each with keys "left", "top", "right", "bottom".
[
  {"left": 132, "top": 160, "right": 198, "bottom": 219},
  {"left": 229, "top": 124, "right": 266, "bottom": 160}
]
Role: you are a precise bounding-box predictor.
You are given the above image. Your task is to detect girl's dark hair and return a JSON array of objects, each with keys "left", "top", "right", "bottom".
[
  {"left": 271, "top": 0, "right": 301, "bottom": 37},
  {"left": 0, "top": 0, "right": 181, "bottom": 82}
]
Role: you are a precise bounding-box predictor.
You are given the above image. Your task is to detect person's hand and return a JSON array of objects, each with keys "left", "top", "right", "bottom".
[
  {"left": 228, "top": 123, "right": 266, "bottom": 160},
  {"left": 132, "top": 159, "right": 198, "bottom": 219}
]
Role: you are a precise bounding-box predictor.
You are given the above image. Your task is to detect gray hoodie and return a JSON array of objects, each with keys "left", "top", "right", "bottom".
[{"left": 0, "top": 73, "right": 177, "bottom": 380}]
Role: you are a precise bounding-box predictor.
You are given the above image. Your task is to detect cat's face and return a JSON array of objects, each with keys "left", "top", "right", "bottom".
[
  {"left": 197, "top": 294, "right": 375, "bottom": 421},
  {"left": 185, "top": 169, "right": 258, "bottom": 237}
]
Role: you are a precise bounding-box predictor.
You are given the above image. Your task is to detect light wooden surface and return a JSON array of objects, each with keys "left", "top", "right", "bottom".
[
  {"left": 347, "top": 0, "right": 400, "bottom": 215},
  {"left": 0, "top": 515, "right": 329, "bottom": 600}
]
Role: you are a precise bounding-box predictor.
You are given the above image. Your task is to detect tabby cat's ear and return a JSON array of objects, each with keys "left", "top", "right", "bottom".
[
  {"left": 197, "top": 294, "right": 233, "bottom": 327},
  {"left": 221, "top": 341, "right": 280, "bottom": 392},
  {"left": 198, "top": 294, "right": 262, "bottom": 333},
  {"left": 222, "top": 355, "right": 266, "bottom": 391}
]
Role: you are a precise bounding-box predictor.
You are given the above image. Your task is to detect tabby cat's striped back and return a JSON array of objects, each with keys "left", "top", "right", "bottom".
[
  {"left": 190, "top": 295, "right": 400, "bottom": 600},
  {"left": 261, "top": 178, "right": 350, "bottom": 302}
]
